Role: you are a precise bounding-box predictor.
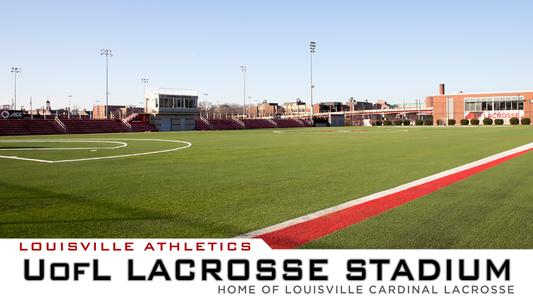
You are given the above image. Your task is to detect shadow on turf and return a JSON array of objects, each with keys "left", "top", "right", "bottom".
[{"left": 0, "top": 181, "right": 244, "bottom": 238}]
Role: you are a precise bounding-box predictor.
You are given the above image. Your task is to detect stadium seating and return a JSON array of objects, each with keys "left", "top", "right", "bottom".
[
  {"left": 0, "top": 119, "right": 63, "bottom": 136},
  {"left": 209, "top": 119, "right": 244, "bottom": 130},
  {"left": 0, "top": 120, "right": 30, "bottom": 135},
  {"left": 0, "top": 118, "right": 159, "bottom": 136},
  {"left": 60, "top": 119, "right": 128, "bottom": 134},
  {"left": 301, "top": 119, "right": 313, "bottom": 127},
  {"left": 195, "top": 119, "right": 212, "bottom": 130},
  {"left": 194, "top": 118, "right": 312, "bottom": 130},
  {"left": 241, "top": 119, "right": 277, "bottom": 129},
  {"left": 273, "top": 119, "right": 305, "bottom": 128},
  {"left": 24, "top": 119, "right": 63, "bottom": 135},
  {"left": 129, "top": 122, "right": 158, "bottom": 132}
]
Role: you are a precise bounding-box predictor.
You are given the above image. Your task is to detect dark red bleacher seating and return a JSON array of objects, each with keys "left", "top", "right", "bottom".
[
  {"left": 241, "top": 119, "right": 276, "bottom": 129},
  {"left": 273, "top": 119, "right": 305, "bottom": 128},
  {"left": 195, "top": 119, "right": 211, "bottom": 130},
  {"left": 0, "top": 119, "right": 62, "bottom": 136},
  {"left": 298, "top": 119, "right": 313, "bottom": 127},
  {"left": 209, "top": 119, "right": 243, "bottom": 130},
  {"left": 194, "top": 118, "right": 312, "bottom": 130},
  {"left": 129, "top": 122, "right": 158, "bottom": 132},
  {"left": 24, "top": 119, "right": 63, "bottom": 135},
  {"left": 60, "top": 119, "right": 127, "bottom": 134},
  {"left": 0, "top": 120, "right": 29, "bottom": 136}
]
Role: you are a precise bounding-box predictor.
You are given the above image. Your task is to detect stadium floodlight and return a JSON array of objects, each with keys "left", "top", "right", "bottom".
[
  {"left": 241, "top": 65, "right": 246, "bottom": 118},
  {"left": 203, "top": 93, "right": 209, "bottom": 118},
  {"left": 68, "top": 95, "right": 72, "bottom": 119},
  {"left": 100, "top": 49, "right": 113, "bottom": 119},
  {"left": 309, "top": 41, "right": 316, "bottom": 118},
  {"left": 141, "top": 78, "right": 149, "bottom": 112},
  {"left": 10, "top": 67, "right": 21, "bottom": 110}
]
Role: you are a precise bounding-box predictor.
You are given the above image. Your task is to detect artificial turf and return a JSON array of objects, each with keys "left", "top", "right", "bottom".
[{"left": 0, "top": 126, "right": 532, "bottom": 248}]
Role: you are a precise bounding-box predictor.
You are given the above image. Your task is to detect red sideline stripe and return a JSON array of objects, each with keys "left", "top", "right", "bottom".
[{"left": 257, "top": 148, "right": 531, "bottom": 249}]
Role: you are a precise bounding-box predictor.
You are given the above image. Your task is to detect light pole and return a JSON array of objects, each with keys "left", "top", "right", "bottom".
[
  {"left": 240, "top": 65, "right": 246, "bottom": 118},
  {"left": 248, "top": 96, "right": 253, "bottom": 118},
  {"left": 100, "top": 49, "right": 113, "bottom": 119},
  {"left": 203, "top": 93, "right": 209, "bottom": 118},
  {"left": 68, "top": 95, "right": 72, "bottom": 119},
  {"left": 141, "top": 78, "right": 149, "bottom": 113},
  {"left": 309, "top": 41, "right": 316, "bottom": 119},
  {"left": 11, "top": 67, "right": 21, "bottom": 110}
]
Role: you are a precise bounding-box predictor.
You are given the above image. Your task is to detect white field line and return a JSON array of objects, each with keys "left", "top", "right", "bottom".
[
  {"left": 0, "top": 140, "right": 128, "bottom": 151},
  {"left": 0, "top": 138, "right": 191, "bottom": 163},
  {"left": 0, "top": 155, "right": 54, "bottom": 163},
  {"left": 272, "top": 129, "right": 409, "bottom": 134},
  {"left": 235, "top": 142, "right": 533, "bottom": 239}
]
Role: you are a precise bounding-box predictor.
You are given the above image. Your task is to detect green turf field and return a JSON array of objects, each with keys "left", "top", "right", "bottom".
[{"left": 0, "top": 126, "right": 532, "bottom": 248}]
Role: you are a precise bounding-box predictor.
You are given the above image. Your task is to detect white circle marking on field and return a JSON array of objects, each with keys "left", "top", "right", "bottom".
[
  {"left": 0, "top": 139, "right": 128, "bottom": 151},
  {"left": 0, "top": 138, "right": 192, "bottom": 163}
]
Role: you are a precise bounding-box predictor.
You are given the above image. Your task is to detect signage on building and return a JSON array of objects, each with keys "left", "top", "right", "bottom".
[{"left": 465, "top": 110, "right": 524, "bottom": 124}]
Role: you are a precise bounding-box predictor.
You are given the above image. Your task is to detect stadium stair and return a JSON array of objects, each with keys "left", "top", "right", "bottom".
[{"left": 195, "top": 117, "right": 213, "bottom": 130}]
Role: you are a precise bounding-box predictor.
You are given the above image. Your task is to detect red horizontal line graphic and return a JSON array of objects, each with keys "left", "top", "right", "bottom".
[{"left": 256, "top": 148, "right": 531, "bottom": 249}]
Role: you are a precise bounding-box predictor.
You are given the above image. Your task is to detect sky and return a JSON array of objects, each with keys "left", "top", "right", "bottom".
[{"left": 1, "top": 0, "right": 532, "bottom": 110}]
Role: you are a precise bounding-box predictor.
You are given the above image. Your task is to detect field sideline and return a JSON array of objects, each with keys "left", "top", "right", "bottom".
[{"left": 1, "top": 126, "right": 532, "bottom": 248}]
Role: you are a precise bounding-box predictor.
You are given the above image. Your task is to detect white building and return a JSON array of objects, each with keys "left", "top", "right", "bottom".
[{"left": 145, "top": 88, "right": 199, "bottom": 131}]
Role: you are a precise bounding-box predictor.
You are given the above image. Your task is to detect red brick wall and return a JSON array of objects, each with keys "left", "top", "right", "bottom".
[{"left": 430, "top": 91, "right": 533, "bottom": 124}]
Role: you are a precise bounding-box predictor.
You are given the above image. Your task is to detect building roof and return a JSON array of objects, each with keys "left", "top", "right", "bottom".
[
  {"left": 147, "top": 88, "right": 198, "bottom": 96},
  {"left": 429, "top": 90, "right": 533, "bottom": 97}
]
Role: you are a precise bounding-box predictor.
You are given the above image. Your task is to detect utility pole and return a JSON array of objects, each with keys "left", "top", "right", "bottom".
[{"left": 100, "top": 49, "right": 113, "bottom": 119}]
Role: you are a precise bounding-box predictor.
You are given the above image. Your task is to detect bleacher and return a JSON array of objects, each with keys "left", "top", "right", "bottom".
[
  {"left": 301, "top": 119, "right": 313, "bottom": 127},
  {"left": 241, "top": 119, "right": 276, "bottom": 129},
  {"left": 0, "top": 117, "right": 160, "bottom": 136},
  {"left": 60, "top": 119, "right": 128, "bottom": 134},
  {"left": 0, "top": 119, "right": 62, "bottom": 136},
  {"left": 129, "top": 122, "right": 158, "bottom": 132},
  {"left": 194, "top": 118, "right": 313, "bottom": 130},
  {"left": 24, "top": 119, "right": 62, "bottom": 135},
  {"left": 209, "top": 119, "right": 244, "bottom": 130},
  {"left": 195, "top": 119, "right": 212, "bottom": 130},
  {"left": 0, "top": 120, "right": 30, "bottom": 135},
  {"left": 273, "top": 119, "right": 305, "bottom": 128}
]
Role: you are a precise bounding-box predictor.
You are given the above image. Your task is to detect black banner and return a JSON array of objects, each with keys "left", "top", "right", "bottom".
[{"left": 0, "top": 110, "right": 23, "bottom": 119}]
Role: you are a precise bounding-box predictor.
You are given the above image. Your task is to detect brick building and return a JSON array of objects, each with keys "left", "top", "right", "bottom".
[{"left": 427, "top": 84, "right": 533, "bottom": 125}]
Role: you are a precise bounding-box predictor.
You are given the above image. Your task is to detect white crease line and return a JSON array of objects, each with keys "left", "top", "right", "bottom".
[
  {"left": 0, "top": 138, "right": 191, "bottom": 163},
  {"left": 235, "top": 142, "right": 533, "bottom": 239},
  {"left": 0, "top": 155, "right": 54, "bottom": 163},
  {"left": 0, "top": 140, "right": 128, "bottom": 151}
]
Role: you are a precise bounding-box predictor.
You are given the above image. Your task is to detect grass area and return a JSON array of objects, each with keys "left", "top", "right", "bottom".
[
  {"left": 0, "top": 126, "right": 532, "bottom": 248},
  {"left": 303, "top": 151, "right": 533, "bottom": 249}
]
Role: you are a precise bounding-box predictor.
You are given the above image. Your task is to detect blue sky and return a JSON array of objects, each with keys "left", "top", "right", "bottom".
[{"left": 1, "top": 0, "right": 532, "bottom": 110}]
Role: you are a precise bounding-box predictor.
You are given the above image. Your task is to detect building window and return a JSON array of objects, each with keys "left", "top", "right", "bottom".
[{"left": 465, "top": 96, "right": 524, "bottom": 112}]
